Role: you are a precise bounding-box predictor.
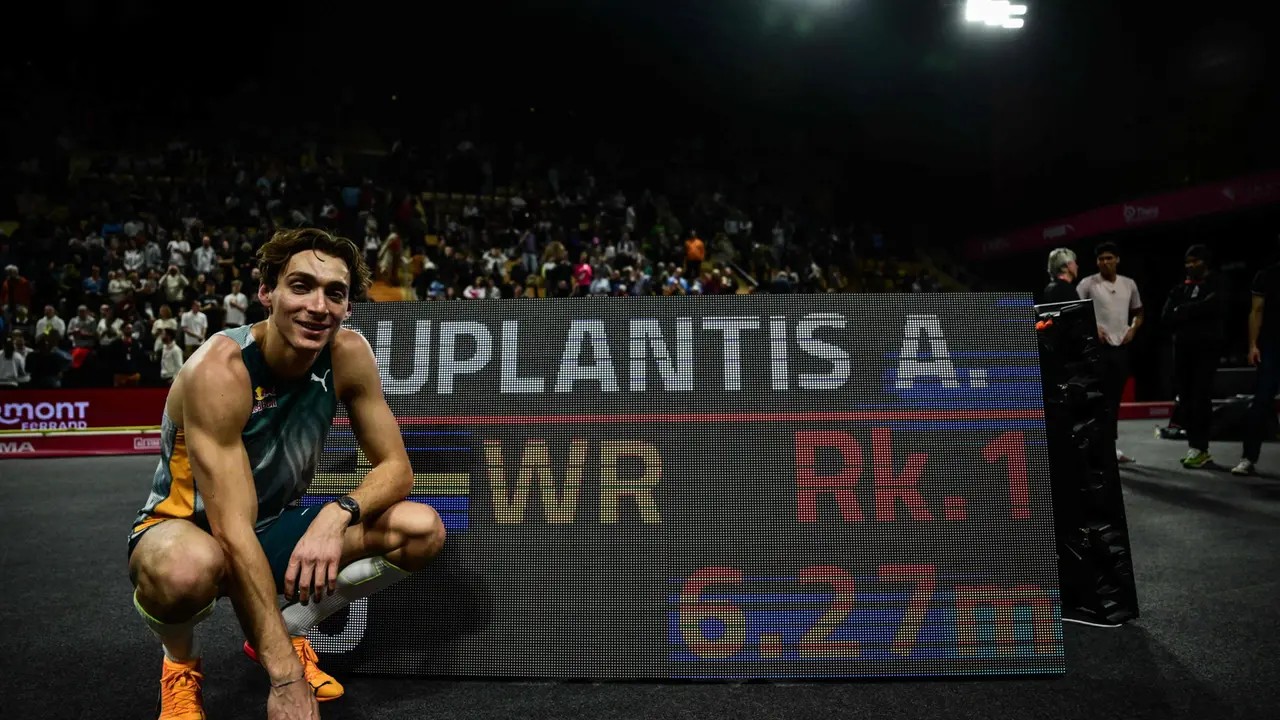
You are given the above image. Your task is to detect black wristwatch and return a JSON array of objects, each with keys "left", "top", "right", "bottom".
[{"left": 334, "top": 495, "right": 361, "bottom": 526}]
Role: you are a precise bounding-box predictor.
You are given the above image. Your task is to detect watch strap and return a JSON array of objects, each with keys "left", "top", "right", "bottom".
[{"left": 336, "top": 495, "right": 361, "bottom": 526}]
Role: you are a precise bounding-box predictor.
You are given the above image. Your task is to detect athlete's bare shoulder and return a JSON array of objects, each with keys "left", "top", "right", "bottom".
[
  {"left": 330, "top": 327, "right": 380, "bottom": 401},
  {"left": 166, "top": 335, "right": 252, "bottom": 430}
]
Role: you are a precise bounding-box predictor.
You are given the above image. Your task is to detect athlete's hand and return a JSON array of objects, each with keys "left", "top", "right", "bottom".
[
  {"left": 1249, "top": 346, "right": 1262, "bottom": 366},
  {"left": 285, "top": 508, "right": 347, "bottom": 605},
  {"left": 267, "top": 677, "right": 320, "bottom": 720}
]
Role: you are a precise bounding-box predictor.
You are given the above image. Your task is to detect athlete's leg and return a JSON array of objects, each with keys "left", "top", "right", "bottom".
[
  {"left": 245, "top": 501, "right": 445, "bottom": 702},
  {"left": 129, "top": 519, "right": 225, "bottom": 719},
  {"left": 278, "top": 500, "right": 445, "bottom": 637},
  {"left": 342, "top": 499, "right": 447, "bottom": 572},
  {"left": 129, "top": 519, "right": 226, "bottom": 661}
]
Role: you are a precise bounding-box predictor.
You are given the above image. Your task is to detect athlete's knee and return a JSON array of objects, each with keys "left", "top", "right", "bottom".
[
  {"left": 389, "top": 501, "right": 446, "bottom": 571},
  {"left": 134, "top": 528, "right": 225, "bottom": 617}
]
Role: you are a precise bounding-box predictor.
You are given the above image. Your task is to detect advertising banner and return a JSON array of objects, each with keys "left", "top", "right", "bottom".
[
  {"left": 966, "top": 169, "right": 1280, "bottom": 260},
  {"left": 0, "top": 430, "right": 162, "bottom": 458},
  {"left": 305, "top": 294, "right": 1063, "bottom": 679},
  {"left": 0, "top": 388, "right": 167, "bottom": 431}
]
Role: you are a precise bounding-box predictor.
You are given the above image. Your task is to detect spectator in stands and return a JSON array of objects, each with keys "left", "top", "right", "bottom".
[
  {"left": 193, "top": 235, "right": 218, "bottom": 277},
  {"left": 521, "top": 228, "right": 539, "bottom": 275},
  {"left": 158, "top": 329, "right": 183, "bottom": 384},
  {"left": 573, "top": 252, "right": 593, "bottom": 297},
  {"left": 168, "top": 233, "right": 192, "bottom": 270},
  {"left": 2, "top": 264, "right": 32, "bottom": 316},
  {"left": 83, "top": 265, "right": 106, "bottom": 307},
  {"left": 224, "top": 279, "right": 248, "bottom": 328},
  {"left": 1077, "top": 241, "right": 1145, "bottom": 464},
  {"left": 123, "top": 238, "right": 145, "bottom": 275},
  {"left": 68, "top": 305, "right": 98, "bottom": 354},
  {"left": 685, "top": 230, "right": 705, "bottom": 278},
  {"left": 1043, "top": 248, "right": 1080, "bottom": 303},
  {"left": 0, "top": 337, "right": 26, "bottom": 388},
  {"left": 107, "top": 269, "right": 131, "bottom": 306},
  {"left": 25, "top": 332, "right": 65, "bottom": 388},
  {"left": 98, "top": 304, "right": 124, "bottom": 347},
  {"left": 216, "top": 236, "right": 237, "bottom": 277},
  {"left": 9, "top": 305, "right": 34, "bottom": 340},
  {"left": 141, "top": 236, "right": 164, "bottom": 272},
  {"left": 106, "top": 323, "right": 143, "bottom": 387},
  {"left": 161, "top": 264, "right": 189, "bottom": 311},
  {"left": 35, "top": 305, "right": 65, "bottom": 338},
  {"left": 482, "top": 246, "right": 507, "bottom": 279},
  {"left": 180, "top": 299, "right": 208, "bottom": 356},
  {"left": 197, "top": 276, "right": 222, "bottom": 328},
  {"left": 1161, "top": 245, "right": 1224, "bottom": 469},
  {"left": 1232, "top": 257, "right": 1280, "bottom": 476},
  {"left": 151, "top": 304, "right": 178, "bottom": 356},
  {"left": 11, "top": 329, "right": 29, "bottom": 362}
]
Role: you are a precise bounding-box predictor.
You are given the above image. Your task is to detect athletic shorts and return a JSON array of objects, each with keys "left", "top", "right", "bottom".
[{"left": 127, "top": 503, "right": 321, "bottom": 596}]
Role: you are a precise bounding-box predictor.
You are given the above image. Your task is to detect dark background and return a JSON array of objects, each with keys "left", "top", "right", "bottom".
[
  {"left": 309, "top": 295, "right": 1060, "bottom": 678},
  {"left": 7, "top": 0, "right": 1277, "bottom": 235},
  {"left": 6, "top": 0, "right": 1277, "bottom": 394}
]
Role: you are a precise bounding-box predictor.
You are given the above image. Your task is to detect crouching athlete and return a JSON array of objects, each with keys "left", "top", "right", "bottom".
[{"left": 127, "top": 228, "right": 445, "bottom": 719}]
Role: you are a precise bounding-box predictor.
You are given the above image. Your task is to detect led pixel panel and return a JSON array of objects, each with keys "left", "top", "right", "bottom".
[{"left": 306, "top": 294, "right": 1064, "bottom": 679}]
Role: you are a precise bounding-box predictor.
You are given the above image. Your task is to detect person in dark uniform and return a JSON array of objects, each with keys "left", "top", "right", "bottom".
[
  {"left": 127, "top": 228, "right": 447, "bottom": 719},
  {"left": 1232, "top": 258, "right": 1280, "bottom": 475},
  {"left": 1042, "top": 247, "right": 1080, "bottom": 304},
  {"left": 1161, "top": 244, "right": 1224, "bottom": 468}
]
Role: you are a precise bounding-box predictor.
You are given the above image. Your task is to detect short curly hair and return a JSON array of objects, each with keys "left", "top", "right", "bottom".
[{"left": 256, "top": 228, "right": 372, "bottom": 300}]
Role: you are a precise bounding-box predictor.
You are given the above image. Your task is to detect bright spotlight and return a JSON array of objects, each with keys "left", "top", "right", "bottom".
[{"left": 964, "top": 0, "right": 1027, "bottom": 30}]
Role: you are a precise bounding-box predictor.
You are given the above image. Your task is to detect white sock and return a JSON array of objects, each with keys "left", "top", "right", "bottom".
[
  {"left": 134, "top": 589, "right": 213, "bottom": 662},
  {"left": 282, "top": 556, "right": 409, "bottom": 637}
]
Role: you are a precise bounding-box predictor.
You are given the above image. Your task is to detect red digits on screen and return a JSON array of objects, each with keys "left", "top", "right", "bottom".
[
  {"left": 872, "top": 428, "right": 933, "bottom": 522},
  {"left": 797, "top": 566, "right": 860, "bottom": 658},
  {"left": 678, "top": 567, "right": 746, "bottom": 660},
  {"left": 795, "top": 431, "right": 863, "bottom": 523},
  {"left": 983, "top": 432, "right": 1030, "bottom": 519},
  {"left": 679, "top": 565, "right": 1055, "bottom": 661},
  {"left": 878, "top": 564, "right": 937, "bottom": 657}
]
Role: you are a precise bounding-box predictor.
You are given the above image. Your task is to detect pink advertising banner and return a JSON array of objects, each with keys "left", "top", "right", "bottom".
[{"left": 966, "top": 170, "right": 1280, "bottom": 260}]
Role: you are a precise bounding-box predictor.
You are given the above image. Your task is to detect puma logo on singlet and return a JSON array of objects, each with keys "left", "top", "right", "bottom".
[{"left": 311, "top": 369, "right": 331, "bottom": 392}]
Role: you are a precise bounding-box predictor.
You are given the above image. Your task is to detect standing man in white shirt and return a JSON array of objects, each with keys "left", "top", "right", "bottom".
[
  {"left": 180, "top": 299, "right": 208, "bottom": 356},
  {"left": 1078, "top": 241, "right": 1145, "bottom": 463},
  {"left": 223, "top": 279, "right": 249, "bottom": 328},
  {"left": 35, "top": 306, "right": 66, "bottom": 338},
  {"left": 192, "top": 235, "right": 218, "bottom": 277},
  {"left": 158, "top": 329, "right": 184, "bottom": 384},
  {"left": 168, "top": 235, "right": 192, "bottom": 271}
]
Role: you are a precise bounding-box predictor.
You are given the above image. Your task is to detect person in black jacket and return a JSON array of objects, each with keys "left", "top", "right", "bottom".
[
  {"left": 1042, "top": 248, "right": 1080, "bottom": 304},
  {"left": 1161, "top": 244, "right": 1224, "bottom": 468}
]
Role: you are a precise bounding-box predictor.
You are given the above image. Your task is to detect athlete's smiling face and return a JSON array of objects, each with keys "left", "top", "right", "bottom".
[{"left": 261, "top": 249, "right": 352, "bottom": 351}]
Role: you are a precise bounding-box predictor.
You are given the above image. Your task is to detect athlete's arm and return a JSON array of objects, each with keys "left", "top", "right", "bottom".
[
  {"left": 182, "top": 344, "right": 303, "bottom": 686},
  {"left": 331, "top": 328, "right": 414, "bottom": 517}
]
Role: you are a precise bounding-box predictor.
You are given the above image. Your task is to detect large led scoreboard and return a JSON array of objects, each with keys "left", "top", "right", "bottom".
[{"left": 305, "top": 294, "right": 1064, "bottom": 679}]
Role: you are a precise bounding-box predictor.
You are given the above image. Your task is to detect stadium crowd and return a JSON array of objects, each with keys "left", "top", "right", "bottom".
[{"left": 0, "top": 133, "right": 943, "bottom": 390}]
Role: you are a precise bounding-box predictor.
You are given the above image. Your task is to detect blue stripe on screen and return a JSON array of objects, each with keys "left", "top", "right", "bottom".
[
  {"left": 670, "top": 669, "right": 1060, "bottom": 679},
  {"left": 994, "top": 298, "right": 1035, "bottom": 308},
  {"left": 669, "top": 574, "right": 994, "bottom": 584},
  {"left": 299, "top": 496, "right": 469, "bottom": 531},
  {"left": 884, "top": 351, "right": 1038, "bottom": 359},
  {"left": 328, "top": 431, "right": 473, "bottom": 437},
  {"left": 323, "top": 446, "right": 472, "bottom": 452},
  {"left": 302, "top": 495, "right": 469, "bottom": 512},
  {"left": 664, "top": 600, "right": 1063, "bottom": 662}
]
